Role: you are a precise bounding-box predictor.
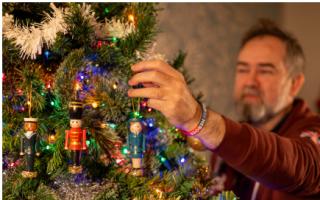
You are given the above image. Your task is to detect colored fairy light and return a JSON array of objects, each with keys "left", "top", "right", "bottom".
[
  {"left": 147, "top": 108, "right": 152, "bottom": 112},
  {"left": 104, "top": 7, "right": 109, "bottom": 14},
  {"left": 75, "top": 83, "right": 81, "bottom": 90},
  {"left": 133, "top": 111, "right": 140, "bottom": 118},
  {"left": 80, "top": 75, "right": 84, "bottom": 80},
  {"left": 2, "top": 73, "right": 6, "bottom": 81},
  {"left": 160, "top": 156, "right": 166, "bottom": 163},
  {"left": 44, "top": 50, "right": 50, "bottom": 59},
  {"left": 46, "top": 145, "right": 50, "bottom": 150},
  {"left": 112, "top": 37, "right": 118, "bottom": 43},
  {"left": 141, "top": 101, "right": 147, "bottom": 107},
  {"left": 128, "top": 14, "right": 135, "bottom": 23},
  {"left": 180, "top": 157, "right": 186, "bottom": 163},
  {"left": 92, "top": 102, "right": 98, "bottom": 108},
  {"left": 121, "top": 146, "right": 129, "bottom": 155},
  {"left": 112, "top": 83, "right": 118, "bottom": 89},
  {"left": 108, "top": 123, "right": 117, "bottom": 130},
  {"left": 50, "top": 101, "right": 55, "bottom": 106},
  {"left": 97, "top": 41, "right": 102, "bottom": 48},
  {"left": 27, "top": 101, "right": 31, "bottom": 105},
  {"left": 86, "top": 140, "right": 91, "bottom": 146}
]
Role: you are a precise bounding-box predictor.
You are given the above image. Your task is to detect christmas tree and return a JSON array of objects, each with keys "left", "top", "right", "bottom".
[{"left": 2, "top": 3, "right": 237, "bottom": 199}]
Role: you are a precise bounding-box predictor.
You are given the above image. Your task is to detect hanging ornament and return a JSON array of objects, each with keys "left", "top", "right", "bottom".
[
  {"left": 187, "top": 136, "right": 206, "bottom": 151},
  {"left": 20, "top": 117, "right": 40, "bottom": 178},
  {"left": 64, "top": 100, "right": 87, "bottom": 174},
  {"left": 128, "top": 115, "right": 146, "bottom": 176}
]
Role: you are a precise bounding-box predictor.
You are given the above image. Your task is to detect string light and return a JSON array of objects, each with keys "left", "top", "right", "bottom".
[
  {"left": 112, "top": 37, "right": 118, "bottom": 43},
  {"left": 2, "top": 73, "right": 6, "bottom": 81},
  {"left": 75, "top": 82, "right": 81, "bottom": 91},
  {"left": 44, "top": 50, "right": 50, "bottom": 59},
  {"left": 121, "top": 146, "right": 129, "bottom": 155},
  {"left": 50, "top": 101, "right": 55, "bottom": 106},
  {"left": 128, "top": 14, "right": 135, "bottom": 23},
  {"left": 104, "top": 7, "right": 109, "bottom": 14},
  {"left": 112, "top": 83, "right": 118, "bottom": 89},
  {"left": 92, "top": 102, "right": 98, "bottom": 108},
  {"left": 27, "top": 101, "right": 31, "bottom": 105}
]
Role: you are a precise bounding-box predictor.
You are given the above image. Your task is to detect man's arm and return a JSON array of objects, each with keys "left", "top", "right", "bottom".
[{"left": 128, "top": 60, "right": 320, "bottom": 196}]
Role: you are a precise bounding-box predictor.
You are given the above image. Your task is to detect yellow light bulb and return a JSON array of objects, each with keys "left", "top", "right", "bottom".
[
  {"left": 27, "top": 101, "right": 31, "bottom": 105},
  {"left": 92, "top": 102, "right": 98, "bottom": 108},
  {"left": 113, "top": 83, "right": 118, "bottom": 89},
  {"left": 75, "top": 83, "right": 81, "bottom": 91},
  {"left": 128, "top": 14, "right": 135, "bottom": 23}
]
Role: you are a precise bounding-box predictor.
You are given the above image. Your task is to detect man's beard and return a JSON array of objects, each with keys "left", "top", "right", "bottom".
[{"left": 235, "top": 87, "right": 276, "bottom": 124}]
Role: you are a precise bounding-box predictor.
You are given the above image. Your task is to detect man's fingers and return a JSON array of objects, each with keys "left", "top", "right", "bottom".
[
  {"left": 128, "top": 88, "right": 165, "bottom": 100},
  {"left": 131, "top": 60, "right": 183, "bottom": 80},
  {"left": 129, "top": 70, "right": 172, "bottom": 87},
  {"left": 146, "top": 98, "right": 165, "bottom": 112}
]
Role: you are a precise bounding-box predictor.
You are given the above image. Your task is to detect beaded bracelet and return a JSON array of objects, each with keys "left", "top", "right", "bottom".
[{"left": 180, "top": 103, "right": 207, "bottom": 136}]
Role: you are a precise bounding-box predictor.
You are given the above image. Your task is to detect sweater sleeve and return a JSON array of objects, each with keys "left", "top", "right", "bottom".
[{"left": 213, "top": 116, "right": 320, "bottom": 197}]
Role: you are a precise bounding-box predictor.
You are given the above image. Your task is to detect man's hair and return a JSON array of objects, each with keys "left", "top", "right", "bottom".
[{"left": 240, "top": 18, "right": 305, "bottom": 77}]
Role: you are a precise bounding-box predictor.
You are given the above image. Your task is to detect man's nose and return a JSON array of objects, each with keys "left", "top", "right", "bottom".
[{"left": 245, "top": 70, "right": 259, "bottom": 87}]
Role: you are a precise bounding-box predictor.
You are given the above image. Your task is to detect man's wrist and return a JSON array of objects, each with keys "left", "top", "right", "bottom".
[
  {"left": 181, "top": 101, "right": 202, "bottom": 132},
  {"left": 180, "top": 102, "right": 207, "bottom": 136}
]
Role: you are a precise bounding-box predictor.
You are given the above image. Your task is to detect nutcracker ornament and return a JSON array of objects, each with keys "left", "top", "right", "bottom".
[
  {"left": 64, "top": 100, "right": 87, "bottom": 174},
  {"left": 128, "top": 117, "right": 146, "bottom": 176},
  {"left": 20, "top": 117, "right": 40, "bottom": 178}
]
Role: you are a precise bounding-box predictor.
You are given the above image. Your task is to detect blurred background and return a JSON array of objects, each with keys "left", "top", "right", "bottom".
[{"left": 155, "top": 3, "right": 320, "bottom": 119}]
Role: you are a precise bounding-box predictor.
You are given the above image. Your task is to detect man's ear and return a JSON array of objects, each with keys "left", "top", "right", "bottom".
[{"left": 290, "top": 73, "right": 305, "bottom": 97}]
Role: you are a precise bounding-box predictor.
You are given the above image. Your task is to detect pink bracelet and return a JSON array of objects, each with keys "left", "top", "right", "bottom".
[{"left": 180, "top": 103, "right": 207, "bottom": 136}]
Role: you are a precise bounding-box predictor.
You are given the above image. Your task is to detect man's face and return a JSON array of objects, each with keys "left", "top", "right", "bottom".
[{"left": 233, "top": 36, "right": 293, "bottom": 123}]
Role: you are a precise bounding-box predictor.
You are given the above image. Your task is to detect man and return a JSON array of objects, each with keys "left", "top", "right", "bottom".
[{"left": 128, "top": 19, "right": 320, "bottom": 199}]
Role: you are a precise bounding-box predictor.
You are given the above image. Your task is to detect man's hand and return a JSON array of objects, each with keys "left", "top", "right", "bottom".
[{"left": 128, "top": 60, "right": 201, "bottom": 131}]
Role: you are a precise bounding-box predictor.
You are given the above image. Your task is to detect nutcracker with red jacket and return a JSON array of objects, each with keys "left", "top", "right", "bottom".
[{"left": 64, "top": 100, "right": 87, "bottom": 174}]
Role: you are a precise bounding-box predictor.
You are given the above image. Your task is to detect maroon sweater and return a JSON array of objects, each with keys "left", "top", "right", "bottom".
[{"left": 211, "top": 99, "right": 320, "bottom": 200}]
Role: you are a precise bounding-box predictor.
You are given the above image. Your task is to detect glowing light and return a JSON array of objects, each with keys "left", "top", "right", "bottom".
[
  {"left": 180, "top": 157, "right": 186, "bottom": 163},
  {"left": 147, "top": 108, "right": 152, "bottom": 112},
  {"left": 2, "top": 73, "right": 6, "bottom": 81},
  {"left": 86, "top": 140, "right": 91, "bottom": 146},
  {"left": 80, "top": 75, "right": 84, "bottom": 80},
  {"left": 128, "top": 14, "right": 135, "bottom": 23},
  {"left": 112, "top": 83, "right": 118, "bottom": 89},
  {"left": 46, "top": 145, "right": 50, "bottom": 150},
  {"left": 148, "top": 123, "right": 154, "bottom": 127},
  {"left": 75, "top": 83, "right": 81, "bottom": 90},
  {"left": 108, "top": 123, "right": 117, "bottom": 129},
  {"left": 27, "top": 101, "right": 31, "bottom": 105},
  {"left": 141, "top": 101, "right": 147, "bottom": 107},
  {"left": 121, "top": 146, "right": 129, "bottom": 155},
  {"left": 112, "top": 37, "right": 118, "bottom": 43},
  {"left": 92, "top": 102, "right": 98, "bottom": 108},
  {"left": 133, "top": 112, "right": 140, "bottom": 118},
  {"left": 160, "top": 156, "right": 166, "bottom": 163},
  {"left": 44, "top": 50, "right": 50, "bottom": 59},
  {"left": 50, "top": 101, "right": 55, "bottom": 106},
  {"left": 104, "top": 7, "right": 109, "bottom": 14}
]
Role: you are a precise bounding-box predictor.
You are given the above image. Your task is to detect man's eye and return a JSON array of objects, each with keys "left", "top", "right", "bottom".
[
  {"left": 237, "top": 68, "right": 249, "bottom": 73},
  {"left": 259, "top": 69, "right": 274, "bottom": 74}
]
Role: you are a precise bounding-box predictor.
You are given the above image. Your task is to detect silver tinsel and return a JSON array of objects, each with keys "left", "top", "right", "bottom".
[{"left": 51, "top": 173, "right": 118, "bottom": 200}]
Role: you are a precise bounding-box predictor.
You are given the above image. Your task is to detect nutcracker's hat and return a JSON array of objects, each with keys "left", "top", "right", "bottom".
[{"left": 69, "top": 100, "right": 83, "bottom": 119}]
